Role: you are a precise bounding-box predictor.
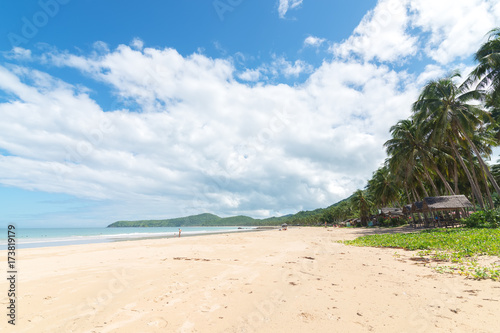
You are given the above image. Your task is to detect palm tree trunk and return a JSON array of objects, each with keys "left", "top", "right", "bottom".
[
  {"left": 450, "top": 140, "right": 485, "bottom": 209},
  {"left": 454, "top": 161, "right": 459, "bottom": 194},
  {"left": 410, "top": 188, "right": 422, "bottom": 226},
  {"left": 411, "top": 213, "right": 417, "bottom": 227},
  {"left": 423, "top": 166, "right": 439, "bottom": 196},
  {"left": 432, "top": 164, "right": 455, "bottom": 195},
  {"left": 411, "top": 187, "right": 419, "bottom": 202},
  {"left": 417, "top": 177, "right": 430, "bottom": 198},
  {"left": 404, "top": 185, "right": 411, "bottom": 204},
  {"left": 480, "top": 163, "right": 495, "bottom": 209},
  {"left": 459, "top": 124, "right": 500, "bottom": 197},
  {"left": 465, "top": 147, "right": 490, "bottom": 208}
]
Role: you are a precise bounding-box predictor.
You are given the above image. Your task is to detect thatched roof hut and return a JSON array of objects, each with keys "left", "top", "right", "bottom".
[
  {"left": 403, "top": 204, "right": 412, "bottom": 215},
  {"left": 422, "top": 195, "right": 473, "bottom": 212},
  {"left": 411, "top": 201, "right": 424, "bottom": 213},
  {"left": 380, "top": 207, "right": 404, "bottom": 216}
]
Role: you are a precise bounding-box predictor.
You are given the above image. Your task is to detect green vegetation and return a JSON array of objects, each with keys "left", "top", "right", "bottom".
[
  {"left": 462, "top": 209, "right": 500, "bottom": 228},
  {"left": 350, "top": 190, "right": 372, "bottom": 226},
  {"left": 343, "top": 228, "right": 500, "bottom": 255},
  {"left": 110, "top": 213, "right": 223, "bottom": 227},
  {"left": 343, "top": 228, "right": 500, "bottom": 281},
  {"left": 108, "top": 213, "right": 278, "bottom": 227},
  {"left": 376, "top": 216, "right": 408, "bottom": 227},
  {"left": 354, "top": 28, "right": 500, "bottom": 220}
]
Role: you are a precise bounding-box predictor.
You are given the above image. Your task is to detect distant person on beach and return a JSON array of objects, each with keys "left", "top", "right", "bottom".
[{"left": 179, "top": 228, "right": 181, "bottom": 237}]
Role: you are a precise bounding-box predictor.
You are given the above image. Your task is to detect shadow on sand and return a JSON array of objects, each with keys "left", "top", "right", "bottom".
[{"left": 346, "top": 225, "right": 426, "bottom": 237}]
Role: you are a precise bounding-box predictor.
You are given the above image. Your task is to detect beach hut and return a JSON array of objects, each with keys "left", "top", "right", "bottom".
[
  {"left": 402, "top": 205, "right": 414, "bottom": 226},
  {"left": 410, "top": 201, "right": 427, "bottom": 228},
  {"left": 380, "top": 207, "right": 404, "bottom": 217},
  {"left": 411, "top": 201, "right": 425, "bottom": 213},
  {"left": 421, "top": 195, "right": 473, "bottom": 227},
  {"left": 422, "top": 195, "right": 473, "bottom": 211}
]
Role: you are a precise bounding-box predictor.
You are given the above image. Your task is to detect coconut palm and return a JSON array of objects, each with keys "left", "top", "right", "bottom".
[
  {"left": 366, "top": 164, "right": 401, "bottom": 209},
  {"left": 385, "top": 119, "right": 455, "bottom": 197},
  {"left": 412, "top": 72, "right": 499, "bottom": 208},
  {"left": 469, "top": 128, "right": 498, "bottom": 208},
  {"left": 350, "top": 190, "right": 372, "bottom": 226},
  {"left": 492, "top": 162, "right": 500, "bottom": 186},
  {"left": 468, "top": 28, "right": 500, "bottom": 103}
]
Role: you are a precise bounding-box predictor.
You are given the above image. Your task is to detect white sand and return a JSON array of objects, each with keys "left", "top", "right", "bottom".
[{"left": 1, "top": 227, "right": 499, "bottom": 332}]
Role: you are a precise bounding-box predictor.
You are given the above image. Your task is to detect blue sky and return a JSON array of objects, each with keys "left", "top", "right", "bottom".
[
  {"left": 1, "top": 0, "right": 500, "bottom": 227},
  {"left": 1, "top": 1, "right": 374, "bottom": 58}
]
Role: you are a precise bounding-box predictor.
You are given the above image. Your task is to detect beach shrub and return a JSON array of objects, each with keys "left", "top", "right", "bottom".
[
  {"left": 462, "top": 209, "right": 500, "bottom": 229},
  {"left": 343, "top": 228, "right": 500, "bottom": 256},
  {"left": 394, "top": 216, "right": 409, "bottom": 226},
  {"left": 377, "top": 216, "right": 407, "bottom": 227},
  {"left": 342, "top": 228, "right": 500, "bottom": 281}
]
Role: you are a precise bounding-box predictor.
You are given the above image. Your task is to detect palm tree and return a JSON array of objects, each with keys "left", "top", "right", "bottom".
[
  {"left": 469, "top": 128, "right": 498, "bottom": 208},
  {"left": 351, "top": 190, "right": 372, "bottom": 226},
  {"left": 492, "top": 161, "right": 500, "bottom": 186},
  {"left": 412, "top": 72, "right": 499, "bottom": 207},
  {"left": 385, "top": 119, "right": 455, "bottom": 198},
  {"left": 366, "top": 164, "right": 401, "bottom": 209},
  {"left": 468, "top": 28, "right": 500, "bottom": 103}
]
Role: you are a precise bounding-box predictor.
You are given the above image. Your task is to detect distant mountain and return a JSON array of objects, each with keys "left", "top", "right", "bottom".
[
  {"left": 107, "top": 196, "right": 352, "bottom": 228},
  {"left": 108, "top": 213, "right": 221, "bottom": 227},
  {"left": 107, "top": 213, "right": 283, "bottom": 228}
]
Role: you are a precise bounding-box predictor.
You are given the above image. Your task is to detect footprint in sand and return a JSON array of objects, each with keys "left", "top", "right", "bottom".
[
  {"left": 123, "top": 302, "right": 137, "bottom": 310},
  {"left": 180, "top": 320, "right": 195, "bottom": 333},
  {"left": 147, "top": 317, "right": 168, "bottom": 328},
  {"left": 200, "top": 304, "right": 220, "bottom": 312}
]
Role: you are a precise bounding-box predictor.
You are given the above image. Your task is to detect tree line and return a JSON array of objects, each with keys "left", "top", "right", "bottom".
[{"left": 329, "top": 28, "right": 500, "bottom": 226}]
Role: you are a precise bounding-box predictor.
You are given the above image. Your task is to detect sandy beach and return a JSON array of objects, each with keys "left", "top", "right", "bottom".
[{"left": 1, "top": 227, "right": 499, "bottom": 332}]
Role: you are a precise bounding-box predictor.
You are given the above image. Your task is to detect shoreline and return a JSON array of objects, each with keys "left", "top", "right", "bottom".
[
  {"left": 1, "top": 227, "right": 498, "bottom": 332},
  {"left": 0, "top": 226, "right": 260, "bottom": 250}
]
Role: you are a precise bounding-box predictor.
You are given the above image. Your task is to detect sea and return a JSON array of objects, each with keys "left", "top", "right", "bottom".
[{"left": 0, "top": 226, "right": 257, "bottom": 250}]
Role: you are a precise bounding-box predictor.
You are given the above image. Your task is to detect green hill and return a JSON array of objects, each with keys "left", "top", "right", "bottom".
[
  {"left": 108, "top": 213, "right": 221, "bottom": 227},
  {"left": 107, "top": 196, "right": 353, "bottom": 228},
  {"left": 107, "top": 213, "right": 276, "bottom": 228}
]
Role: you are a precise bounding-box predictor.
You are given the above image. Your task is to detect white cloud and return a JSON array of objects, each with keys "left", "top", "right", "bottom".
[
  {"left": 235, "top": 56, "right": 313, "bottom": 81},
  {"left": 3, "top": 47, "right": 32, "bottom": 60},
  {"left": 416, "top": 64, "right": 446, "bottom": 85},
  {"left": 270, "top": 57, "right": 313, "bottom": 78},
  {"left": 3, "top": 0, "right": 498, "bottom": 223},
  {"left": 304, "top": 36, "right": 326, "bottom": 48},
  {"left": 238, "top": 68, "right": 261, "bottom": 81},
  {"left": 92, "top": 41, "right": 110, "bottom": 54},
  {"left": 332, "top": 0, "right": 417, "bottom": 62},
  {"left": 409, "top": 0, "right": 500, "bottom": 64},
  {"left": 278, "top": 0, "right": 304, "bottom": 18},
  {"left": 416, "top": 63, "right": 476, "bottom": 87},
  {"left": 0, "top": 44, "right": 418, "bottom": 220},
  {"left": 332, "top": 0, "right": 500, "bottom": 65},
  {"left": 130, "top": 38, "right": 144, "bottom": 50}
]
